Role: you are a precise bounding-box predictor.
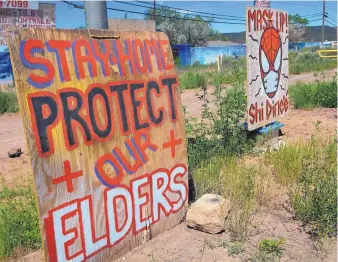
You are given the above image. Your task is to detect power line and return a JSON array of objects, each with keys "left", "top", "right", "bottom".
[
  {"left": 113, "top": 0, "right": 245, "bottom": 22},
  {"left": 325, "top": 20, "right": 337, "bottom": 27},
  {"left": 326, "top": 14, "right": 337, "bottom": 23},
  {"left": 307, "top": 18, "right": 324, "bottom": 23},
  {"left": 326, "top": 16, "right": 337, "bottom": 24},
  {"left": 302, "top": 13, "right": 322, "bottom": 19},
  {"left": 135, "top": 0, "right": 245, "bottom": 19},
  {"left": 274, "top": 2, "right": 319, "bottom": 7},
  {"left": 63, "top": 1, "right": 245, "bottom": 25}
]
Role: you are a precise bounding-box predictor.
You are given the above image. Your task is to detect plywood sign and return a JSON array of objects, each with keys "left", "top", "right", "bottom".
[
  {"left": 246, "top": 7, "right": 289, "bottom": 130},
  {"left": 8, "top": 29, "right": 188, "bottom": 261}
]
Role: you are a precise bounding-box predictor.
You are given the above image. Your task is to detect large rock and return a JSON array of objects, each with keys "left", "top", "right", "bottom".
[{"left": 186, "top": 194, "right": 230, "bottom": 234}]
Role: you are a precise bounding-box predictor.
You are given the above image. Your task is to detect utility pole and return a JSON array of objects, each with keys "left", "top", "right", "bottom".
[
  {"left": 321, "top": 0, "right": 325, "bottom": 44},
  {"left": 153, "top": 0, "right": 156, "bottom": 21},
  {"left": 84, "top": 1, "right": 108, "bottom": 29}
]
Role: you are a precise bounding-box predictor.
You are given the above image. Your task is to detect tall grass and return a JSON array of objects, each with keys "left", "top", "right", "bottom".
[
  {"left": 193, "top": 155, "right": 263, "bottom": 240},
  {"left": 0, "top": 91, "right": 18, "bottom": 114},
  {"left": 289, "top": 78, "right": 337, "bottom": 109},
  {"left": 289, "top": 52, "right": 337, "bottom": 75},
  {"left": 191, "top": 136, "right": 336, "bottom": 242},
  {"left": 266, "top": 137, "right": 337, "bottom": 238},
  {"left": 178, "top": 57, "right": 246, "bottom": 90},
  {"left": 0, "top": 183, "right": 41, "bottom": 258}
]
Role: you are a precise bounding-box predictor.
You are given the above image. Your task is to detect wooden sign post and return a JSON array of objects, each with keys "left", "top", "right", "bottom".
[
  {"left": 8, "top": 29, "right": 188, "bottom": 261},
  {"left": 246, "top": 7, "right": 289, "bottom": 130}
]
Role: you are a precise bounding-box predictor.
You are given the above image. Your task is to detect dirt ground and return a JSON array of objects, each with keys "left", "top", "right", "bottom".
[{"left": 0, "top": 70, "right": 337, "bottom": 261}]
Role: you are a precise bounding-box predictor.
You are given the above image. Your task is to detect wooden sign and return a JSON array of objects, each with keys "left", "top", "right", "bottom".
[
  {"left": 8, "top": 29, "right": 188, "bottom": 261},
  {"left": 246, "top": 7, "right": 289, "bottom": 130}
]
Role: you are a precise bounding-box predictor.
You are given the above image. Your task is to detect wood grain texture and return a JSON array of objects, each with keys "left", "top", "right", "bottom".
[{"left": 8, "top": 29, "right": 188, "bottom": 262}]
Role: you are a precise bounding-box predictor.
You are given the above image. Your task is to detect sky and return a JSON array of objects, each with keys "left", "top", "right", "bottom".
[{"left": 53, "top": 0, "right": 338, "bottom": 33}]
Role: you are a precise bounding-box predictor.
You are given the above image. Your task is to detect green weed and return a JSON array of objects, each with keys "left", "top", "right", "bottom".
[
  {"left": 179, "top": 71, "right": 208, "bottom": 90},
  {"left": 227, "top": 241, "right": 244, "bottom": 256},
  {"left": 266, "top": 138, "right": 337, "bottom": 238},
  {"left": 259, "top": 238, "right": 285, "bottom": 258},
  {"left": 250, "top": 238, "right": 285, "bottom": 262},
  {"left": 0, "top": 91, "right": 18, "bottom": 114},
  {"left": 289, "top": 52, "right": 337, "bottom": 75},
  {"left": 0, "top": 183, "right": 41, "bottom": 258},
  {"left": 289, "top": 79, "right": 337, "bottom": 109},
  {"left": 178, "top": 57, "right": 246, "bottom": 90},
  {"left": 224, "top": 161, "right": 257, "bottom": 241}
]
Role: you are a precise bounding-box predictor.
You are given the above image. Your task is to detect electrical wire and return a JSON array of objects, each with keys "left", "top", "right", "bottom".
[
  {"left": 326, "top": 14, "right": 337, "bottom": 24},
  {"left": 135, "top": 0, "right": 245, "bottom": 19},
  {"left": 325, "top": 19, "right": 337, "bottom": 27},
  {"left": 274, "top": 2, "right": 319, "bottom": 7},
  {"left": 113, "top": 0, "right": 245, "bottom": 22},
  {"left": 326, "top": 17, "right": 337, "bottom": 25},
  {"left": 307, "top": 18, "right": 324, "bottom": 23},
  {"left": 302, "top": 13, "right": 322, "bottom": 19},
  {"left": 62, "top": 1, "right": 245, "bottom": 25}
]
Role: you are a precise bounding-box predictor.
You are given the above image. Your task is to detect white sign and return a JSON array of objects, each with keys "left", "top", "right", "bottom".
[
  {"left": 246, "top": 7, "right": 289, "bottom": 130},
  {"left": 0, "top": 0, "right": 38, "bottom": 9},
  {"left": 254, "top": 0, "right": 270, "bottom": 8},
  {"left": 16, "top": 16, "right": 56, "bottom": 28}
]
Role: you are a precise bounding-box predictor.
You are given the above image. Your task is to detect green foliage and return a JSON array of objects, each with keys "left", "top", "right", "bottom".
[
  {"left": 179, "top": 71, "right": 207, "bottom": 90},
  {"left": 290, "top": 78, "right": 337, "bottom": 109},
  {"left": 251, "top": 251, "right": 281, "bottom": 262},
  {"left": 266, "top": 138, "right": 337, "bottom": 238},
  {"left": 185, "top": 60, "right": 254, "bottom": 171},
  {"left": 225, "top": 161, "right": 257, "bottom": 241},
  {"left": 208, "top": 29, "right": 228, "bottom": 41},
  {"left": 174, "top": 56, "right": 180, "bottom": 66},
  {"left": 259, "top": 238, "right": 285, "bottom": 258},
  {"left": 0, "top": 183, "right": 41, "bottom": 258},
  {"left": 145, "top": 6, "right": 212, "bottom": 46},
  {"left": 178, "top": 57, "right": 246, "bottom": 90},
  {"left": 192, "top": 154, "right": 270, "bottom": 241},
  {"left": 289, "top": 14, "right": 309, "bottom": 25},
  {"left": 214, "top": 81, "right": 250, "bottom": 155},
  {"left": 227, "top": 241, "right": 244, "bottom": 256},
  {"left": 250, "top": 238, "right": 285, "bottom": 262},
  {"left": 289, "top": 52, "right": 337, "bottom": 75},
  {"left": 0, "top": 91, "right": 18, "bottom": 114}
]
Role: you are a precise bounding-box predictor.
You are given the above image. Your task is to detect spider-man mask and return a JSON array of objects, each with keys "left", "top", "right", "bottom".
[{"left": 259, "top": 27, "right": 282, "bottom": 98}]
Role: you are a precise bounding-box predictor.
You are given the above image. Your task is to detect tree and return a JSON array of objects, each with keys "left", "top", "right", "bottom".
[
  {"left": 144, "top": 7, "right": 213, "bottom": 46},
  {"left": 208, "top": 29, "right": 228, "bottom": 41},
  {"left": 289, "top": 14, "right": 309, "bottom": 42}
]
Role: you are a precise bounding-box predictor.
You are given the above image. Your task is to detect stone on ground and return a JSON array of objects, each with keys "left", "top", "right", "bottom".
[{"left": 186, "top": 194, "right": 230, "bottom": 234}]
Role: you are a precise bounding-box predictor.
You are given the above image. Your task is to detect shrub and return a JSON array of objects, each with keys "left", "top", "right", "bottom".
[
  {"left": 289, "top": 52, "right": 337, "bottom": 75},
  {"left": 227, "top": 241, "right": 244, "bottom": 256},
  {"left": 0, "top": 91, "right": 18, "bottom": 114},
  {"left": 178, "top": 57, "right": 246, "bottom": 90},
  {"left": 258, "top": 238, "right": 285, "bottom": 258},
  {"left": 289, "top": 79, "right": 337, "bottom": 109},
  {"left": 251, "top": 238, "right": 285, "bottom": 262},
  {"left": 214, "top": 82, "right": 251, "bottom": 155},
  {"left": 179, "top": 71, "right": 207, "bottom": 90},
  {"left": 0, "top": 183, "right": 41, "bottom": 258},
  {"left": 185, "top": 60, "right": 256, "bottom": 170}
]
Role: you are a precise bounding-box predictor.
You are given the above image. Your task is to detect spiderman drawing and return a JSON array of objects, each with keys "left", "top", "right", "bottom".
[{"left": 259, "top": 27, "right": 282, "bottom": 98}]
